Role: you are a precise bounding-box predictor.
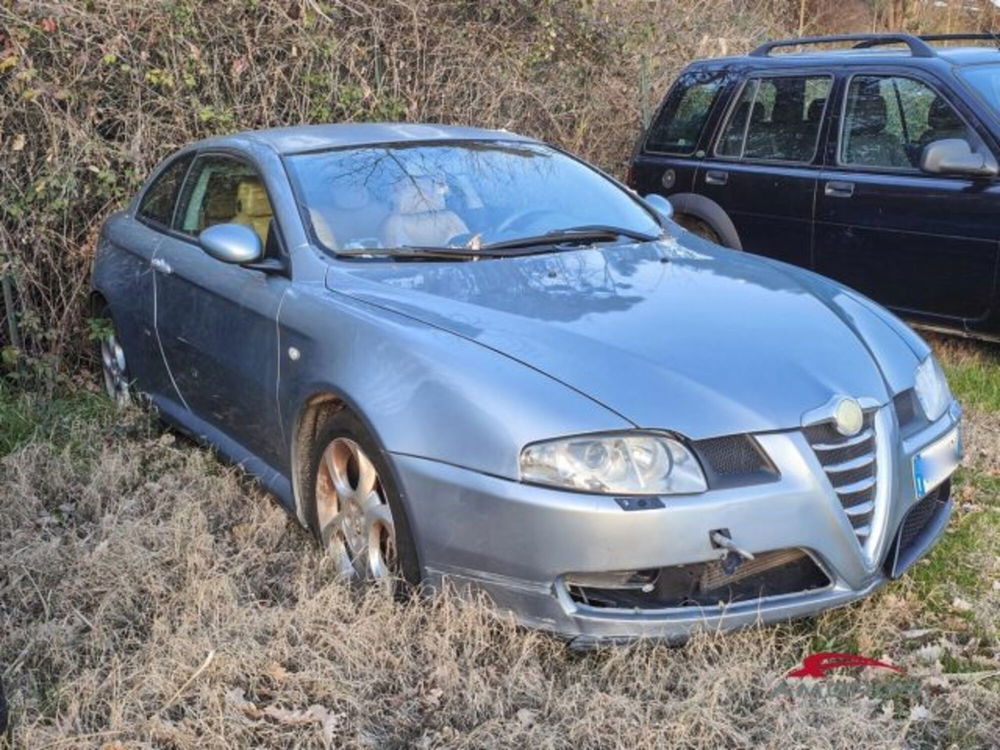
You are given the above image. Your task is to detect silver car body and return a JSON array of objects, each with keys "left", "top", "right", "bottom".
[{"left": 92, "top": 124, "right": 962, "bottom": 644}]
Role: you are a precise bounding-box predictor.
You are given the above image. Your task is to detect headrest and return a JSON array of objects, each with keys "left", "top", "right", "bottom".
[
  {"left": 749, "top": 101, "right": 767, "bottom": 123},
  {"left": 236, "top": 180, "right": 272, "bottom": 218},
  {"left": 332, "top": 183, "right": 371, "bottom": 211},
  {"left": 807, "top": 98, "right": 826, "bottom": 123},
  {"left": 927, "top": 97, "right": 961, "bottom": 130},
  {"left": 850, "top": 94, "right": 887, "bottom": 135},
  {"left": 392, "top": 177, "right": 446, "bottom": 214}
]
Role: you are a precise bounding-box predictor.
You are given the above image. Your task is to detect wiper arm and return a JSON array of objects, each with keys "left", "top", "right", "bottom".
[
  {"left": 335, "top": 245, "right": 481, "bottom": 261},
  {"left": 480, "top": 224, "right": 660, "bottom": 251}
]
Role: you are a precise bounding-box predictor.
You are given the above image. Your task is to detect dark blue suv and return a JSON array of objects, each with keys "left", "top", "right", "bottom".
[{"left": 628, "top": 33, "right": 1000, "bottom": 342}]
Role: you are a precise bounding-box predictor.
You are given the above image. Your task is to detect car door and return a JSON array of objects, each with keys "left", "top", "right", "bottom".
[
  {"left": 814, "top": 71, "right": 1000, "bottom": 323},
  {"left": 695, "top": 72, "right": 832, "bottom": 267},
  {"left": 629, "top": 68, "right": 729, "bottom": 199},
  {"left": 152, "top": 151, "right": 290, "bottom": 469},
  {"left": 104, "top": 153, "right": 193, "bottom": 403}
]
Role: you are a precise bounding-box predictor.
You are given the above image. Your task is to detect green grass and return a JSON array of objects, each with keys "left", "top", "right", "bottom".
[
  {"left": 0, "top": 381, "right": 118, "bottom": 456},
  {"left": 934, "top": 337, "right": 1000, "bottom": 412}
]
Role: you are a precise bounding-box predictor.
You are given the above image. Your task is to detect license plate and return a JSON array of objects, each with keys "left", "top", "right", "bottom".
[{"left": 912, "top": 425, "right": 962, "bottom": 499}]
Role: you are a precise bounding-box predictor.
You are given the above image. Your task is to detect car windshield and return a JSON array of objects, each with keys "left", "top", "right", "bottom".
[
  {"left": 285, "top": 140, "right": 662, "bottom": 254},
  {"left": 959, "top": 64, "right": 1000, "bottom": 118}
]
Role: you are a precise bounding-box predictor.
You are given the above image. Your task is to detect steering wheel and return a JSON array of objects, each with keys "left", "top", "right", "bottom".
[{"left": 496, "top": 209, "right": 565, "bottom": 235}]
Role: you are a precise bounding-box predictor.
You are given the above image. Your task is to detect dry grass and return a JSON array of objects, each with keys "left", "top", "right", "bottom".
[{"left": 1, "top": 339, "right": 999, "bottom": 748}]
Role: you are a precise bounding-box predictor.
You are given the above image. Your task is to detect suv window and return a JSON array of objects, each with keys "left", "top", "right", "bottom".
[
  {"left": 716, "top": 75, "right": 831, "bottom": 162},
  {"left": 644, "top": 71, "right": 725, "bottom": 154},
  {"left": 137, "top": 155, "right": 192, "bottom": 227},
  {"left": 841, "top": 75, "right": 974, "bottom": 170},
  {"left": 174, "top": 154, "right": 275, "bottom": 250}
]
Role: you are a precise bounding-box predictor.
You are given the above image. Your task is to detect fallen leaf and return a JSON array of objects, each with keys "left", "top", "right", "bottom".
[
  {"left": 266, "top": 661, "right": 290, "bottom": 682},
  {"left": 12, "top": 133, "right": 25, "bottom": 151},
  {"left": 516, "top": 708, "right": 537, "bottom": 727},
  {"left": 951, "top": 597, "right": 973, "bottom": 612},
  {"left": 225, "top": 687, "right": 263, "bottom": 719}
]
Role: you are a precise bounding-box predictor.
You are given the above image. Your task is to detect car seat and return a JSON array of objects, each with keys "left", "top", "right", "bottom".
[
  {"left": 844, "top": 92, "right": 908, "bottom": 167},
  {"left": 232, "top": 179, "right": 273, "bottom": 247},
  {"left": 379, "top": 177, "right": 468, "bottom": 248}
]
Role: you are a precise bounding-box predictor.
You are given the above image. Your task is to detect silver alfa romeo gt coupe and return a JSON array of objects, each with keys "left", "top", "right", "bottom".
[{"left": 92, "top": 123, "right": 962, "bottom": 645}]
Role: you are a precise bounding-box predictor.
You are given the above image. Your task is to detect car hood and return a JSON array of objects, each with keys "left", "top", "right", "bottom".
[{"left": 325, "top": 236, "right": 920, "bottom": 439}]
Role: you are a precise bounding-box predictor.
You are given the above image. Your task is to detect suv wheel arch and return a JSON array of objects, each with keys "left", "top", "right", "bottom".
[{"left": 668, "top": 193, "right": 743, "bottom": 250}]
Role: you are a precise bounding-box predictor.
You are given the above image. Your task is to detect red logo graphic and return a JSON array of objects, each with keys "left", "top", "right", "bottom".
[{"left": 787, "top": 651, "right": 905, "bottom": 679}]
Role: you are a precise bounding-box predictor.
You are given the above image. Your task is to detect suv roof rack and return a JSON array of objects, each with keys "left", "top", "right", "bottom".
[{"left": 750, "top": 33, "right": 939, "bottom": 58}]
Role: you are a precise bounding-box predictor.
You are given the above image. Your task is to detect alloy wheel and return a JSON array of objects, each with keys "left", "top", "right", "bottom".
[
  {"left": 315, "top": 436, "right": 398, "bottom": 582},
  {"left": 100, "top": 328, "right": 130, "bottom": 407}
]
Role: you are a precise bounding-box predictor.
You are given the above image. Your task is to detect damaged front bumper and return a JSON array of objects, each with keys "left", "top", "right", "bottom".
[{"left": 394, "top": 400, "right": 962, "bottom": 644}]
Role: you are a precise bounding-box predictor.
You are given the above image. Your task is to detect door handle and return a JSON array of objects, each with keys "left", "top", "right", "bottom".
[
  {"left": 151, "top": 257, "right": 173, "bottom": 275},
  {"left": 824, "top": 180, "right": 855, "bottom": 198},
  {"left": 705, "top": 170, "right": 728, "bottom": 186}
]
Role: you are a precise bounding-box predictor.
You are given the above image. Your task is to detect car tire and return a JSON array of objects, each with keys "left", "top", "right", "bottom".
[
  {"left": 94, "top": 302, "right": 131, "bottom": 407},
  {"left": 674, "top": 213, "right": 724, "bottom": 246},
  {"left": 304, "top": 409, "right": 422, "bottom": 591}
]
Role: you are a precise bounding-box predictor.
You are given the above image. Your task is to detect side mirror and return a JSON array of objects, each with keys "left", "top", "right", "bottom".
[
  {"left": 199, "top": 223, "right": 263, "bottom": 264},
  {"left": 642, "top": 193, "right": 675, "bottom": 224},
  {"left": 921, "top": 138, "right": 998, "bottom": 178}
]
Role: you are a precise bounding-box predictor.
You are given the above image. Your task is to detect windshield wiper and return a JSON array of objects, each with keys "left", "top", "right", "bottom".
[
  {"left": 479, "top": 224, "right": 661, "bottom": 252},
  {"left": 335, "top": 245, "right": 481, "bottom": 261}
]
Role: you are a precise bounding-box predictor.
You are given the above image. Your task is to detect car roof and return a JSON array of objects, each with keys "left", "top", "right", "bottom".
[
  {"left": 691, "top": 44, "right": 1000, "bottom": 70},
  {"left": 190, "top": 123, "right": 535, "bottom": 155}
]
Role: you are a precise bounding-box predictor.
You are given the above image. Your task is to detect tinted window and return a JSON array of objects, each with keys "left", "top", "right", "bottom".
[
  {"left": 841, "top": 75, "right": 974, "bottom": 169},
  {"left": 174, "top": 154, "right": 274, "bottom": 248},
  {"left": 137, "top": 155, "right": 191, "bottom": 227},
  {"left": 644, "top": 71, "right": 725, "bottom": 154},
  {"left": 716, "top": 75, "right": 831, "bottom": 162},
  {"left": 287, "top": 141, "right": 661, "bottom": 251}
]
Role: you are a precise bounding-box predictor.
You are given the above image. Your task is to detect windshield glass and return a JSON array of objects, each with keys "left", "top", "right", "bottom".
[
  {"left": 959, "top": 64, "right": 1000, "bottom": 116},
  {"left": 285, "top": 141, "right": 662, "bottom": 253}
]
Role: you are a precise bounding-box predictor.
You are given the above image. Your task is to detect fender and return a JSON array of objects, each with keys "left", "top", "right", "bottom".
[{"left": 667, "top": 192, "right": 743, "bottom": 250}]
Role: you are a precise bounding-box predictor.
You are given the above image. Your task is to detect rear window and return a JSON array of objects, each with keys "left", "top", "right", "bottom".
[{"left": 644, "top": 71, "right": 725, "bottom": 154}]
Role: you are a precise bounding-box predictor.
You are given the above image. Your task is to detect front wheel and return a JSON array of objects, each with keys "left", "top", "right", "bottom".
[
  {"left": 95, "top": 305, "right": 131, "bottom": 407},
  {"left": 304, "top": 410, "right": 421, "bottom": 589}
]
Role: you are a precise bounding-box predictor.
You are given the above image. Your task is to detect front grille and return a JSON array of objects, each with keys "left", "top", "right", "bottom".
[
  {"left": 805, "top": 410, "right": 877, "bottom": 545},
  {"left": 884, "top": 480, "right": 950, "bottom": 578},
  {"left": 564, "top": 548, "right": 830, "bottom": 610},
  {"left": 899, "top": 481, "right": 948, "bottom": 552},
  {"left": 692, "top": 435, "right": 779, "bottom": 490}
]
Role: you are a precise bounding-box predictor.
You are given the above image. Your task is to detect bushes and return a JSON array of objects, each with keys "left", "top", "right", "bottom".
[{"left": 0, "top": 0, "right": 790, "bottom": 380}]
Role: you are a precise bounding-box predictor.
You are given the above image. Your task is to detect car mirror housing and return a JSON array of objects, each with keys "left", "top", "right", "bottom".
[
  {"left": 642, "top": 193, "right": 675, "bottom": 224},
  {"left": 199, "top": 223, "right": 264, "bottom": 265},
  {"left": 921, "top": 138, "right": 998, "bottom": 178}
]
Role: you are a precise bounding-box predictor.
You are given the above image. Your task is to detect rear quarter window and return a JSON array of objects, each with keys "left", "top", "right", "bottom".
[
  {"left": 137, "top": 155, "right": 193, "bottom": 228},
  {"left": 644, "top": 70, "right": 725, "bottom": 154}
]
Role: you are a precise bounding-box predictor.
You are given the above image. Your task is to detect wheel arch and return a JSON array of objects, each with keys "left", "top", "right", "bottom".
[
  {"left": 289, "top": 386, "right": 426, "bottom": 574},
  {"left": 668, "top": 192, "right": 743, "bottom": 250}
]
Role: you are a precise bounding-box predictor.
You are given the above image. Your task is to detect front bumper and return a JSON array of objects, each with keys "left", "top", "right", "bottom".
[{"left": 394, "top": 402, "right": 961, "bottom": 643}]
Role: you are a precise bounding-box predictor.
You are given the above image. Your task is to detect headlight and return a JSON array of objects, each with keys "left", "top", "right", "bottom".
[
  {"left": 519, "top": 432, "right": 707, "bottom": 495},
  {"left": 914, "top": 355, "right": 952, "bottom": 421}
]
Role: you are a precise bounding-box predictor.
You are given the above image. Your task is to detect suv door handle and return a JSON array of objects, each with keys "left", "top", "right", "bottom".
[
  {"left": 824, "top": 180, "right": 855, "bottom": 198},
  {"left": 151, "top": 257, "right": 173, "bottom": 275},
  {"left": 705, "top": 170, "right": 728, "bottom": 186}
]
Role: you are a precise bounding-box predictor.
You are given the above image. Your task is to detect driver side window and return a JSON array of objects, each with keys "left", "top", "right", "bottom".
[{"left": 174, "top": 154, "right": 276, "bottom": 251}]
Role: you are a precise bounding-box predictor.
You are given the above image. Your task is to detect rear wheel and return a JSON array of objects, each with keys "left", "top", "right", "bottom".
[
  {"left": 305, "top": 410, "right": 421, "bottom": 589},
  {"left": 674, "top": 213, "right": 724, "bottom": 246},
  {"left": 96, "top": 304, "right": 130, "bottom": 407}
]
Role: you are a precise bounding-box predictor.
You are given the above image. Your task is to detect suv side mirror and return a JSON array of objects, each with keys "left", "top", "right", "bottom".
[
  {"left": 643, "top": 193, "right": 675, "bottom": 223},
  {"left": 199, "top": 224, "right": 263, "bottom": 264},
  {"left": 921, "top": 138, "right": 998, "bottom": 178}
]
